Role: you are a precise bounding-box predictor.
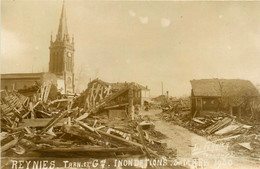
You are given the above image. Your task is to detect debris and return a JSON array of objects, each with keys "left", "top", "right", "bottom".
[
  {"left": 1, "top": 137, "right": 19, "bottom": 152},
  {"left": 213, "top": 135, "right": 241, "bottom": 142},
  {"left": 214, "top": 124, "right": 240, "bottom": 135},
  {"left": 238, "top": 142, "right": 253, "bottom": 151},
  {"left": 40, "top": 110, "right": 69, "bottom": 134},
  {"left": 205, "top": 117, "right": 233, "bottom": 134},
  {"left": 192, "top": 118, "right": 205, "bottom": 124},
  {"left": 18, "top": 118, "right": 68, "bottom": 128},
  {"left": 0, "top": 81, "right": 175, "bottom": 159}
]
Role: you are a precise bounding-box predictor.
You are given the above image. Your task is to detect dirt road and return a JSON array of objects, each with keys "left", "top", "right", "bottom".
[{"left": 140, "top": 110, "right": 260, "bottom": 169}]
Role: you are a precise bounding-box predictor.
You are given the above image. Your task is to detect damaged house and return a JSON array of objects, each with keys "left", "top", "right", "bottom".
[
  {"left": 74, "top": 79, "right": 150, "bottom": 119},
  {"left": 190, "top": 79, "right": 259, "bottom": 118}
]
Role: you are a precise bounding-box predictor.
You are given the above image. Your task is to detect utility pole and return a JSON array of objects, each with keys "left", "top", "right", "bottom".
[
  {"left": 128, "top": 85, "right": 134, "bottom": 120},
  {"left": 161, "top": 82, "right": 164, "bottom": 95}
]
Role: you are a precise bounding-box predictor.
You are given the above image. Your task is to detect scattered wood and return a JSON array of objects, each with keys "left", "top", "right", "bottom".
[
  {"left": 214, "top": 124, "right": 240, "bottom": 135},
  {"left": 104, "top": 103, "right": 129, "bottom": 110},
  {"left": 238, "top": 142, "right": 252, "bottom": 151},
  {"left": 137, "top": 125, "right": 150, "bottom": 156},
  {"left": 205, "top": 117, "right": 232, "bottom": 134},
  {"left": 18, "top": 118, "right": 68, "bottom": 128},
  {"left": 35, "top": 146, "right": 142, "bottom": 153},
  {"left": 1, "top": 137, "right": 19, "bottom": 152},
  {"left": 0, "top": 82, "right": 168, "bottom": 158},
  {"left": 192, "top": 118, "right": 205, "bottom": 124},
  {"left": 76, "top": 112, "right": 89, "bottom": 121},
  {"left": 40, "top": 111, "right": 69, "bottom": 134},
  {"left": 213, "top": 135, "right": 241, "bottom": 142}
]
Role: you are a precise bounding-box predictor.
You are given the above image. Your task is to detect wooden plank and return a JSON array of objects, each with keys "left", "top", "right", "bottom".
[
  {"left": 1, "top": 138, "right": 19, "bottom": 152},
  {"left": 192, "top": 118, "right": 205, "bottom": 124},
  {"left": 78, "top": 121, "right": 157, "bottom": 157},
  {"left": 76, "top": 113, "right": 89, "bottom": 121},
  {"left": 40, "top": 111, "right": 69, "bottom": 134},
  {"left": 48, "top": 99, "right": 69, "bottom": 106},
  {"left": 214, "top": 124, "right": 240, "bottom": 135},
  {"left": 104, "top": 103, "right": 129, "bottom": 110},
  {"left": 137, "top": 125, "right": 150, "bottom": 156},
  {"left": 63, "top": 125, "right": 100, "bottom": 144},
  {"left": 18, "top": 118, "right": 68, "bottom": 128},
  {"left": 35, "top": 146, "right": 142, "bottom": 153},
  {"left": 29, "top": 102, "right": 35, "bottom": 119}
]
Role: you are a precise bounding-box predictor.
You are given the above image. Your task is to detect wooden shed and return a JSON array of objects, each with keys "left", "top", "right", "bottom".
[{"left": 190, "top": 79, "right": 259, "bottom": 118}]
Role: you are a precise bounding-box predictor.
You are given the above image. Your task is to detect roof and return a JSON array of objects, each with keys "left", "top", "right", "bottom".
[
  {"left": 111, "top": 82, "right": 149, "bottom": 90},
  {"left": 91, "top": 79, "right": 149, "bottom": 91},
  {"left": 191, "top": 79, "right": 259, "bottom": 97},
  {"left": 1, "top": 73, "right": 45, "bottom": 80}
]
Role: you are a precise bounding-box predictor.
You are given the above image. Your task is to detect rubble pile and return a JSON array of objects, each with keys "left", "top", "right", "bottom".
[
  {"left": 214, "top": 124, "right": 260, "bottom": 159},
  {"left": 73, "top": 79, "right": 136, "bottom": 114},
  {"left": 161, "top": 97, "right": 190, "bottom": 113},
  {"left": 1, "top": 82, "right": 175, "bottom": 159},
  {"left": 160, "top": 108, "right": 260, "bottom": 159}
]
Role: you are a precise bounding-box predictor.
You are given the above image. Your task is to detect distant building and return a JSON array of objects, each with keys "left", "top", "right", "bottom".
[
  {"left": 110, "top": 81, "right": 150, "bottom": 107},
  {"left": 190, "top": 79, "right": 259, "bottom": 118},
  {"left": 1, "top": 1, "right": 74, "bottom": 94},
  {"left": 1, "top": 72, "right": 57, "bottom": 91}
]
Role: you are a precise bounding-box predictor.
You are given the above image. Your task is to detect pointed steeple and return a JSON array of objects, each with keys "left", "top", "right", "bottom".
[{"left": 56, "top": 0, "right": 69, "bottom": 41}]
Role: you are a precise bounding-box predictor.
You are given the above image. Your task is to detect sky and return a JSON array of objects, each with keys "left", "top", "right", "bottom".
[{"left": 2, "top": 0, "right": 260, "bottom": 96}]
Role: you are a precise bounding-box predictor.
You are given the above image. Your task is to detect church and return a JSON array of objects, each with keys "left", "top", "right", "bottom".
[{"left": 1, "top": 1, "right": 75, "bottom": 94}]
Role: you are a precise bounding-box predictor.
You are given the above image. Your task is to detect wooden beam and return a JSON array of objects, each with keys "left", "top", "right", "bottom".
[
  {"left": 1, "top": 138, "right": 18, "bottom": 152},
  {"left": 104, "top": 103, "right": 129, "bottom": 110},
  {"left": 137, "top": 125, "right": 150, "bottom": 156},
  {"left": 40, "top": 111, "right": 69, "bottom": 134},
  {"left": 35, "top": 146, "right": 142, "bottom": 153},
  {"left": 18, "top": 118, "right": 68, "bottom": 128}
]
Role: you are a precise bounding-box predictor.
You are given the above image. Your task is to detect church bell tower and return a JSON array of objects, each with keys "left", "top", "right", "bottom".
[{"left": 49, "top": 0, "right": 74, "bottom": 93}]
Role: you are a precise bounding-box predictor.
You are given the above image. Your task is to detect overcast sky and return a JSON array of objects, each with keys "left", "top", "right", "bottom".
[{"left": 2, "top": 0, "right": 260, "bottom": 96}]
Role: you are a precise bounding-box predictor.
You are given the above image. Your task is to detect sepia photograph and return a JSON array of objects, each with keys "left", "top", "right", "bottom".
[{"left": 1, "top": 0, "right": 260, "bottom": 168}]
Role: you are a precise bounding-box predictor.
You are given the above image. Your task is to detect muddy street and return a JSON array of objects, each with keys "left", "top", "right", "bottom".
[{"left": 140, "top": 110, "right": 260, "bottom": 169}]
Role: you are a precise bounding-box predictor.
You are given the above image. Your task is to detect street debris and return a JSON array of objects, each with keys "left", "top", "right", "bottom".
[
  {"left": 159, "top": 104, "right": 260, "bottom": 159},
  {"left": 0, "top": 80, "right": 175, "bottom": 160}
]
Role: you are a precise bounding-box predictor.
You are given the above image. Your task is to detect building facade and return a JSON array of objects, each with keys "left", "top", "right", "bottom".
[{"left": 1, "top": 73, "right": 57, "bottom": 92}]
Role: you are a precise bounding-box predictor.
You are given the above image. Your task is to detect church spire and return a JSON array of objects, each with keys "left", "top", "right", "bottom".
[{"left": 56, "top": 0, "right": 69, "bottom": 41}]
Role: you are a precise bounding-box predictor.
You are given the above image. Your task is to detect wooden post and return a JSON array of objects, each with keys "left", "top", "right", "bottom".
[
  {"left": 201, "top": 98, "right": 203, "bottom": 111},
  {"left": 195, "top": 97, "right": 198, "bottom": 112},
  {"left": 128, "top": 85, "right": 134, "bottom": 120},
  {"left": 29, "top": 102, "right": 35, "bottom": 119},
  {"left": 238, "top": 106, "right": 241, "bottom": 119}
]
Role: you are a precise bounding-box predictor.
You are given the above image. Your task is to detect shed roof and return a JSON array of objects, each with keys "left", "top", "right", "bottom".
[{"left": 191, "top": 79, "right": 259, "bottom": 97}]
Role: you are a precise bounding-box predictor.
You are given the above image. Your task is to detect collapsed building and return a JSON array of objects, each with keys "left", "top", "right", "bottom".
[
  {"left": 1, "top": 77, "right": 176, "bottom": 164},
  {"left": 73, "top": 79, "right": 150, "bottom": 119},
  {"left": 190, "top": 79, "right": 260, "bottom": 119}
]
